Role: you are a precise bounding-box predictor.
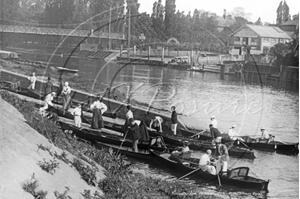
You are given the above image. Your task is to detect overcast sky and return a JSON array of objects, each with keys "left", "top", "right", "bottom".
[{"left": 138, "top": 0, "right": 300, "bottom": 24}]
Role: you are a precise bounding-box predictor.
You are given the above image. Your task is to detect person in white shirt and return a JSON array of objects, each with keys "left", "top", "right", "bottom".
[
  {"left": 72, "top": 103, "right": 83, "bottom": 128},
  {"left": 171, "top": 141, "right": 190, "bottom": 157},
  {"left": 228, "top": 125, "right": 239, "bottom": 140},
  {"left": 149, "top": 116, "right": 163, "bottom": 133},
  {"left": 61, "top": 81, "right": 72, "bottom": 114},
  {"left": 39, "top": 92, "right": 56, "bottom": 115},
  {"left": 27, "top": 72, "right": 36, "bottom": 90},
  {"left": 122, "top": 105, "right": 134, "bottom": 134},
  {"left": 199, "top": 149, "right": 216, "bottom": 175},
  {"left": 260, "top": 127, "right": 270, "bottom": 140},
  {"left": 210, "top": 116, "right": 218, "bottom": 128},
  {"left": 90, "top": 97, "right": 107, "bottom": 129}
]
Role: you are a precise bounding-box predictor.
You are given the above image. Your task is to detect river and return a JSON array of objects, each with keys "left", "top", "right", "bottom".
[{"left": 15, "top": 49, "right": 300, "bottom": 198}]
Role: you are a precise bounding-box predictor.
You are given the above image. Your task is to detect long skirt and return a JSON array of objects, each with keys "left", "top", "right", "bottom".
[
  {"left": 63, "top": 94, "right": 72, "bottom": 111},
  {"left": 91, "top": 108, "right": 104, "bottom": 129}
]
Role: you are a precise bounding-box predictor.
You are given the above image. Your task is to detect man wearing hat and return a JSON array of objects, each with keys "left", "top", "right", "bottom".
[
  {"left": 228, "top": 125, "right": 239, "bottom": 140},
  {"left": 260, "top": 127, "right": 270, "bottom": 140},
  {"left": 215, "top": 139, "right": 229, "bottom": 176},
  {"left": 171, "top": 140, "right": 190, "bottom": 158},
  {"left": 199, "top": 149, "right": 216, "bottom": 175}
]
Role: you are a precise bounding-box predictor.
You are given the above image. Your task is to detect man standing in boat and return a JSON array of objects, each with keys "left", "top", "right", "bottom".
[
  {"left": 210, "top": 116, "right": 218, "bottom": 128},
  {"left": 209, "top": 124, "right": 222, "bottom": 144},
  {"left": 44, "top": 76, "right": 54, "bottom": 98},
  {"left": 122, "top": 105, "right": 134, "bottom": 134},
  {"left": 90, "top": 96, "right": 107, "bottom": 130},
  {"left": 27, "top": 72, "right": 36, "bottom": 90},
  {"left": 215, "top": 139, "right": 229, "bottom": 176},
  {"left": 171, "top": 106, "right": 178, "bottom": 136}
]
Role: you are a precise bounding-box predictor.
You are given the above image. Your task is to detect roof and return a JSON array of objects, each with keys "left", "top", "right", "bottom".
[
  {"left": 235, "top": 24, "right": 292, "bottom": 39},
  {"left": 281, "top": 20, "right": 299, "bottom": 27}
]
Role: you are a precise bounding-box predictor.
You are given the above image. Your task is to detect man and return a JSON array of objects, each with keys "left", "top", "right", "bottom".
[
  {"left": 228, "top": 125, "right": 239, "bottom": 140},
  {"left": 171, "top": 141, "right": 190, "bottom": 158},
  {"left": 27, "top": 72, "right": 36, "bottom": 90},
  {"left": 210, "top": 116, "right": 218, "bottom": 128},
  {"left": 171, "top": 106, "right": 178, "bottom": 136},
  {"left": 61, "top": 81, "right": 72, "bottom": 115},
  {"left": 122, "top": 105, "right": 134, "bottom": 134},
  {"left": 39, "top": 92, "right": 56, "bottom": 115},
  {"left": 260, "top": 127, "right": 270, "bottom": 140},
  {"left": 199, "top": 149, "right": 216, "bottom": 175},
  {"left": 209, "top": 124, "right": 222, "bottom": 144},
  {"left": 215, "top": 140, "right": 229, "bottom": 176},
  {"left": 44, "top": 76, "right": 54, "bottom": 97}
]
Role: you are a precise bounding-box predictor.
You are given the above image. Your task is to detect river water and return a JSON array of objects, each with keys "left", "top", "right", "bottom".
[{"left": 16, "top": 50, "right": 300, "bottom": 198}]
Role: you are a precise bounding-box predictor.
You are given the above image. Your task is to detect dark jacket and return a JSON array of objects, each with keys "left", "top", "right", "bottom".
[
  {"left": 129, "top": 123, "right": 141, "bottom": 142},
  {"left": 171, "top": 111, "right": 178, "bottom": 124},
  {"left": 210, "top": 127, "right": 221, "bottom": 138},
  {"left": 44, "top": 81, "right": 54, "bottom": 95}
]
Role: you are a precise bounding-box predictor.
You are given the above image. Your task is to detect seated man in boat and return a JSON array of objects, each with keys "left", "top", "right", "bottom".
[
  {"left": 227, "top": 125, "right": 239, "bottom": 140},
  {"left": 260, "top": 127, "right": 275, "bottom": 143},
  {"left": 170, "top": 141, "right": 190, "bottom": 159},
  {"left": 215, "top": 139, "right": 230, "bottom": 177},
  {"left": 149, "top": 116, "right": 163, "bottom": 133},
  {"left": 199, "top": 149, "right": 217, "bottom": 175}
]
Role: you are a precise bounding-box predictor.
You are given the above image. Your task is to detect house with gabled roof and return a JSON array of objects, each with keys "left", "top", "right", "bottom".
[{"left": 229, "top": 24, "right": 292, "bottom": 55}]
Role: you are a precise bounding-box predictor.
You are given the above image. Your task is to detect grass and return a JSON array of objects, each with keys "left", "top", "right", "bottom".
[
  {"left": 1, "top": 90, "right": 225, "bottom": 199},
  {"left": 22, "top": 175, "right": 48, "bottom": 199}
]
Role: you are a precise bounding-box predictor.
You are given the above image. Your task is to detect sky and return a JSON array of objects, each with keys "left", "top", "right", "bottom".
[{"left": 138, "top": 0, "right": 300, "bottom": 24}]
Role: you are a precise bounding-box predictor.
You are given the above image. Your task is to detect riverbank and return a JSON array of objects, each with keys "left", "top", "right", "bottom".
[{"left": 0, "top": 90, "right": 229, "bottom": 199}]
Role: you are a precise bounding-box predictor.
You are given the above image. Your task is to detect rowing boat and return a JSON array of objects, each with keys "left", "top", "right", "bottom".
[
  {"left": 95, "top": 141, "right": 152, "bottom": 160},
  {"left": 193, "top": 130, "right": 299, "bottom": 155},
  {"left": 58, "top": 119, "right": 171, "bottom": 152},
  {"left": 150, "top": 149, "right": 269, "bottom": 192},
  {"left": 148, "top": 130, "right": 255, "bottom": 159}
]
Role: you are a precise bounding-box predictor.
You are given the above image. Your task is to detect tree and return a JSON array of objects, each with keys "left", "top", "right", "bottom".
[
  {"left": 0, "top": 0, "right": 21, "bottom": 25},
  {"left": 151, "top": 0, "right": 165, "bottom": 39},
  {"left": 254, "top": 17, "right": 262, "bottom": 25},
  {"left": 164, "top": 0, "right": 176, "bottom": 36},
  {"left": 292, "top": 13, "right": 299, "bottom": 20},
  {"left": 276, "top": 0, "right": 290, "bottom": 25},
  {"left": 43, "top": 0, "right": 74, "bottom": 27}
]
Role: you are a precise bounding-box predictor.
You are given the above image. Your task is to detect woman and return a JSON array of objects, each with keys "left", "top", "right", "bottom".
[
  {"left": 121, "top": 105, "right": 134, "bottom": 134},
  {"left": 61, "top": 82, "right": 72, "bottom": 114},
  {"left": 90, "top": 97, "right": 107, "bottom": 130},
  {"left": 128, "top": 118, "right": 141, "bottom": 152},
  {"left": 149, "top": 116, "right": 163, "bottom": 133}
]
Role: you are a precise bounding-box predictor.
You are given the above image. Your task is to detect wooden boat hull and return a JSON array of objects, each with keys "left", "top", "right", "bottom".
[
  {"left": 96, "top": 141, "right": 152, "bottom": 160},
  {"left": 150, "top": 149, "right": 269, "bottom": 192},
  {"left": 194, "top": 131, "right": 299, "bottom": 155},
  {"left": 59, "top": 120, "right": 170, "bottom": 152},
  {"left": 148, "top": 130, "right": 255, "bottom": 159}
]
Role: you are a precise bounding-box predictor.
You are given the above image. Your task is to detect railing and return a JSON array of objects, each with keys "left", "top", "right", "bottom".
[{"left": 0, "top": 25, "right": 125, "bottom": 40}]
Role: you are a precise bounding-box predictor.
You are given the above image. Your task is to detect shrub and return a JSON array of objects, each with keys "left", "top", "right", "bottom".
[
  {"left": 22, "top": 176, "right": 48, "bottom": 199},
  {"left": 37, "top": 158, "right": 59, "bottom": 175}
]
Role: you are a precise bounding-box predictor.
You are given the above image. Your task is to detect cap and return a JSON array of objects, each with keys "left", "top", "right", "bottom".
[
  {"left": 211, "top": 116, "right": 215, "bottom": 119},
  {"left": 261, "top": 127, "right": 265, "bottom": 130},
  {"left": 232, "top": 125, "right": 236, "bottom": 128}
]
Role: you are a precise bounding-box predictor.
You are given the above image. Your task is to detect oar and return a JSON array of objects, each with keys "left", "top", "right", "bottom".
[
  {"left": 117, "top": 130, "right": 129, "bottom": 154},
  {"left": 190, "top": 130, "right": 205, "bottom": 138},
  {"left": 178, "top": 168, "right": 201, "bottom": 180}
]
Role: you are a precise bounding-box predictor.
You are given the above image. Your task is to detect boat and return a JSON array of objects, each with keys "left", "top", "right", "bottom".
[
  {"left": 95, "top": 141, "right": 152, "bottom": 160},
  {"left": 149, "top": 149, "right": 269, "bottom": 192},
  {"left": 167, "top": 56, "right": 191, "bottom": 70},
  {"left": 58, "top": 119, "right": 171, "bottom": 152},
  {"left": 193, "top": 131, "right": 299, "bottom": 155},
  {"left": 56, "top": 67, "right": 78, "bottom": 73},
  {"left": 148, "top": 130, "right": 255, "bottom": 159}
]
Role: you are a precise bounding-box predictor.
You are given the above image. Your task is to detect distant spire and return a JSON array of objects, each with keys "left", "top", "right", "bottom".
[{"left": 223, "top": 9, "right": 226, "bottom": 19}]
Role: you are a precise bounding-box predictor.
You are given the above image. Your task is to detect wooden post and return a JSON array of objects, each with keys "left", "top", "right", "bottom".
[
  {"left": 120, "top": 44, "right": 123, "bottom": 58},
  {"left": 148, "top": 46, "right": 151, "bottom": 62},
  {"left": 161, "top": 47, "right": 165, "bottom": 62},
  {"left": 133, "top": 45, "right": 136, "bottom": 58},
  {"left": 220, "top": 64, "right": 225, "bottom": 80}
]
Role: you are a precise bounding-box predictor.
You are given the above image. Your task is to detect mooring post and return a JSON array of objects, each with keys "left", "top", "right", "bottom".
[
  {"left": 120, "top": 44, "right": 123, "bottom": 58},
  {"left": 220, "top": 64, "right": 225, "bottom": 80},
  {"left": 161, "top": 47, "right": 165, "bottom": 62},
  {"left": 148, "top": 46, "right": 151, "bottom": 62}
]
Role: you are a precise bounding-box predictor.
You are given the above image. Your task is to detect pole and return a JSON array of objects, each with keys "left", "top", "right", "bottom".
[
  {"left": 108, "top": 6, "right": 112, "bottom": 50},
  {"left": 127, "top": 7, "right": 131, "bottom": 50}
]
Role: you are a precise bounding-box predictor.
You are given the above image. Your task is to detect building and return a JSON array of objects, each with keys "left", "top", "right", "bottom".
[
  {"left": 279, "top": 19, "right": 299, "bottom": 39},
  {"left": 229, "top": 24, "right": 292, "bottom": 55}
]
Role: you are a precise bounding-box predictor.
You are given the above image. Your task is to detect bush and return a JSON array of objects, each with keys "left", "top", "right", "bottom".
[
  {"left": 37, "top": 158, "right": 59, "bottom": 174},
  {"left": 22, "top": 176, "right": 48, "bottom": 199}
]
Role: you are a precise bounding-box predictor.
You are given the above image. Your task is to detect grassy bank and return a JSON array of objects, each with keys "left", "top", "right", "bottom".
[{"left": 0, "top": 90, "right": 225, "bottom": 199}]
